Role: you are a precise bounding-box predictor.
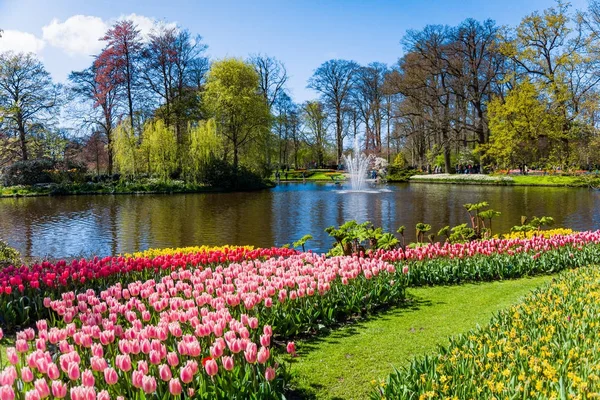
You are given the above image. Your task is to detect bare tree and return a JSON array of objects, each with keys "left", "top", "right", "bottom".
[
  {"left": 249, "top": 54, "right": 288, "bottom": 110},
  {"left": 141, "top": 25, "right": 208, "bottom": 144},
  {"left": 308, "top": 59, "right": 359, "bottom": 164},
  {"left": 0, "top": 52, "right": 61, "bottom": 161}
]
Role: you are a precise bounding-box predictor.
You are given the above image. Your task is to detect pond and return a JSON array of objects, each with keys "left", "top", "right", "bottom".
[{"left": 1, "top": 182, "right": 599, "bottom": 259}]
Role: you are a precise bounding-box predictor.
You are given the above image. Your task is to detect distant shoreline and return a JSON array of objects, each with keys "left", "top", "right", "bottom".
[{"left": 409, "top": 173, "right": 599, "bottom": 188}]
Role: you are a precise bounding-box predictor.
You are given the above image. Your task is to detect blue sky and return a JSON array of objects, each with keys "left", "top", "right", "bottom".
[{"left": 0, "top": 0, "right": 590, "bottom": 103}]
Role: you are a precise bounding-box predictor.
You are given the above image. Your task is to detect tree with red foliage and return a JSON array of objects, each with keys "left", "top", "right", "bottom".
[
  {"left": 96, "top": 20, "right": 143, "bottom": 136},
  {"left": 69, "top": 64, "right": 120, "bottom": 175}
]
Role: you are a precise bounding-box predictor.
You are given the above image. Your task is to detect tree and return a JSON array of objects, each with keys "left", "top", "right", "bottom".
[
  {"left": 69, "top": 65, "right": 120, "bottom": 174},
  {"left": 113, "top": 119, "right": 139, "bottom": 177},
  {"left": 352, "top": 62, "right": 388, "bottom": 152},
  {"left": 142, "top": 119, "right": 177, "bottom": 180},
  {"left": 249, "top": 54, "right": 288, "bottom": 110},
  {"left": 186, "top": 119, "right": 221, "bottom": 182},
  {"left": 500, "top": 1, "right": 588, "bottom": 165},
  {"left": 308, "top": 59, "right": 359, "bottom": 164},
  {"left": 485, "top": 79, "right": 560, "bottom": 168},
  {"left": 97, "top": 20, "right": 143, "bottom": 136},
  {"left": 0, "top": 52, "right": 61, "bottom": 161},
  {"left": 302, "top": 100, "right": 329, "bottom": 167},
  {"left": 203, "top": 58, "right": 271, "bottom": 172},
  {"left": 141, "top": 26, "right": 208, "bottom": 146}
]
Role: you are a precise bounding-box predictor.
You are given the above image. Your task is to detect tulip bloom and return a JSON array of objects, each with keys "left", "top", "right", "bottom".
[{"left": 169, "top": 378, "right": 182, "bottom": 395}]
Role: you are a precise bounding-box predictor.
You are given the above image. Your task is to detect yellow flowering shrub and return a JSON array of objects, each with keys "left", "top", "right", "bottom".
[
  {"left": 123, "top": 245, "right": 254, "bottom": 259},
  {"left": 374, "top": 266, "right": 600, "bottom": 399}
]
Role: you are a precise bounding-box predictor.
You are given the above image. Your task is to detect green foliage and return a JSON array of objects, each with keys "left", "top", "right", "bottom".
[
  {"left": 113, "top": 119, "right": 140, "bottom": 177},
  {"left": 1, "top": 159, "right": 55, "bottom": 186},
  {"left": 484, "top": 79, "right": 561, "bottom": 168},
  {"left": 415, "top": 223, "right": 431, "bottom": 243},
  {"left": 292, "top": 234, "right": 313, "bottom": 252},
  {"left": 203, "top": 58, "right": 271, "bottom": 170},
  {"left": 0, "top": 239, "right": 20, "bottom": 268},
  {"left": 142, "top": 119, "right": 177, "bottom": 181},
  {"left": 186, "top": 119, "right": 221, "bottom": 183},
  {"left": 325, "top": 221, "right": 399, "bottom": 255}
]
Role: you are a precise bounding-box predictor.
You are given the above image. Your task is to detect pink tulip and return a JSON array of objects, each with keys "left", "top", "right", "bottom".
[
  {"left": 132, "top": 370, "right": 144, "bottom": 389},
  {"left": 244, "top": 343, "right": 257, "bottom": 363},
  {"left": 169, "top": 378, "right": 182, "bottom": 395},
  {"left": 104, "top": 367, "right": 118, "bottom": 385},
  {"left": 82, "top": 369, "right": 95, "bottom": 387},
  {"left": 166, "top": 351, "right": 179, "bottom": 367},
  {"left": 51, "top": 381, "right": 67, "bottom": 398},
  {"left": 265, "top": 366, "right": 276, "bottom": 381},
  {"left": 204, "top": 359, "right": 218, "bottom": 376},
  {"left": 21, "top": 366, "right": 34, "bottom": 383},
  {"left": 142, "top": 375, "right": 157, "bottom": 394},
  {"left": 180, "top": 365, "right": 194, "bottom": 384},
  {"left": 97, "top": 390, "right": 110, "bottom": 400},
  {"left": 257, "top": 347, "right": 270, "bottom": 364},
  {"left": 34, "top": 378, "right": 50, "bottom": 398},
  {"left": 115, "top": 354, "right": 131, "bottom": 372},
  {"left": 24, "top": 389, "right": 41, "bottom": 400},
  {"left": 6, "top": 347, "right": 18, "bottom": 365},
  {"left": 158, "top": 364, "right": 172, "bottom": 381},
  {"left": 47, "top": 363, "right": 60, "bottom": 380},
  {"left": 222, "top": 356, "right": 234, "bottom": 371},
  {"left": 67, "top": 362, "right": 80, "bottom": 381},
  {"left": 0, "top": 386, "right": 15, "bottom": 400},
  {"left": 287, "top": 341, "right": 296, "bottom": 356}
]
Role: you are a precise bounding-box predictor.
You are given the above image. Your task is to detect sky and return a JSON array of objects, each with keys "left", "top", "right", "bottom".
[{"left": 0, "top": 0, "right": 591, "bottom": 103}]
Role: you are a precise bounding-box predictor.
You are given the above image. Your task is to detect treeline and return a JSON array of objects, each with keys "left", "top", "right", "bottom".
[{"left": 2, "top": 0, "right": 600, "bottom": 186}]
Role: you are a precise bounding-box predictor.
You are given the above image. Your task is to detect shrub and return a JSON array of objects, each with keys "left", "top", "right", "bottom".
[
  {"left": 0, "top": 239, "right": 20, "bottom": 268},
  {"left": 1, "top": 159, "right": 55, "bottom": 186}
]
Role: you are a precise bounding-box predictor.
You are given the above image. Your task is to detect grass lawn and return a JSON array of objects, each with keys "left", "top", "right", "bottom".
[
  {"left": 511, "top": 174, "right": 586, "bottom": 187},
  {"left": 287, "top": 274, "right": 552, "bottom": 400}
]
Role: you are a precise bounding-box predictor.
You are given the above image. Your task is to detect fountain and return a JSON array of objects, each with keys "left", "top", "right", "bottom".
[{"left": 342, "top": 137, "right": 374, "bottom": 191}]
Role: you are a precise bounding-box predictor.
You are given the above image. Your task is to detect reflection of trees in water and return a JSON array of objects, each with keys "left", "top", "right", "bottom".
[{"left": 0, "top": 185, "right": 598, "bottom": 258}]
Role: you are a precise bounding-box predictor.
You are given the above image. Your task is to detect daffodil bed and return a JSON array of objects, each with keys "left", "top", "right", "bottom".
[{"left": 372, "top": 266, "right": 600, "bottom": 400}]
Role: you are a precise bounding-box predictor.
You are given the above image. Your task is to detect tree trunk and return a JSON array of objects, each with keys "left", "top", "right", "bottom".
[
  {"left": 336, "top": 112, "right": 343, "bottom": 165},
  {"left": 17, "top": 115, "right": 28, "bottom": 161}
]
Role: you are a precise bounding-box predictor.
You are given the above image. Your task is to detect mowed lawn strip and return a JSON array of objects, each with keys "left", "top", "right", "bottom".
[{"left": 289, "top": 274, "right": 552, "bottom": 400}]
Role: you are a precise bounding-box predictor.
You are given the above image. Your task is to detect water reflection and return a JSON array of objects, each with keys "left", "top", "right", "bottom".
[{"left": 0, "top": 182, "right": 599, "bottom": 258}]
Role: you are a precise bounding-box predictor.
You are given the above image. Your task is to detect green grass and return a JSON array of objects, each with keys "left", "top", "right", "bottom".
[
  {"left": 511, "top": 174, "right": 587, "bottom": 187},
  {"left": 287, "top": 274, "right": 552, "bottom": 400}
]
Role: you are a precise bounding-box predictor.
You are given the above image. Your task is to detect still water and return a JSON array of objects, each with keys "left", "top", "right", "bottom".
[{"left": 1, "top": 182, "right": 599, "bottom": 259}]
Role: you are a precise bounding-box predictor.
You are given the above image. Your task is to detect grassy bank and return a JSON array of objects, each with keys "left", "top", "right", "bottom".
[
  {"left": 409, "top": 173, "right": 600, "bottom": 187},
  {"left": 0, "top": 179, "right": 274, "bottom": 198},
  {"left": 272, "top": 169, "right": 345, "bottom": 182},
  {"left": 288, "top": 274, "right": 552, "bottom": 400}
]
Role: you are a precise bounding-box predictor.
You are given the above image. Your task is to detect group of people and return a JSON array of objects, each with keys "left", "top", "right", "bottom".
[{"left": 426, "top": 164, "right": 481, "bottom": 174}]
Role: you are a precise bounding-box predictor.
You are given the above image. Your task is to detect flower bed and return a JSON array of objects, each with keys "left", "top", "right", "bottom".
[
  {"left": 0, "top": 247, "right": 297, "bottom": 328},
  {"left": 372, "top": 231, "right": 600, "bottom": 286},
  {"left": 0, "top": 254, "right": 405, "bottom": 399},
  {"left": 371, "top": 266, "right": 600, "bottom": 399}
]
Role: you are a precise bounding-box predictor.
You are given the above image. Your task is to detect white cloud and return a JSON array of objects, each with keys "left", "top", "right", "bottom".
[
  {"left": 40, "top": 14, "right": 178, "bottom": 57},
  {"left": 120, "top": 13, "right": 178, "bottom": 41},
  {"left": 0, "top": 29, "right": 45, "bottom": 54},
  {"left": 42, "top": 15, "right": 107, "bottom": 56}
]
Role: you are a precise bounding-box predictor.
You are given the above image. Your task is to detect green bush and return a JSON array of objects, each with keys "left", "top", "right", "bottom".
[
  {"left": 0, "top": 239, "right": 20, "bottom": 268},
  {"left": 1, "top": 159, "right": 55, "bottom": 186},
  {"left": 1, "top": 159, "right": 87, "bottom": 186}
]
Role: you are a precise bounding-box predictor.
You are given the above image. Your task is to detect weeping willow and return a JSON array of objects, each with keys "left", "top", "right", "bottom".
[
  {"left": 142, "top": 119, "right": 177, "bottom": 181},
  {"left": 186, "top": 119, "right": 221, "bottom": 182}
]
